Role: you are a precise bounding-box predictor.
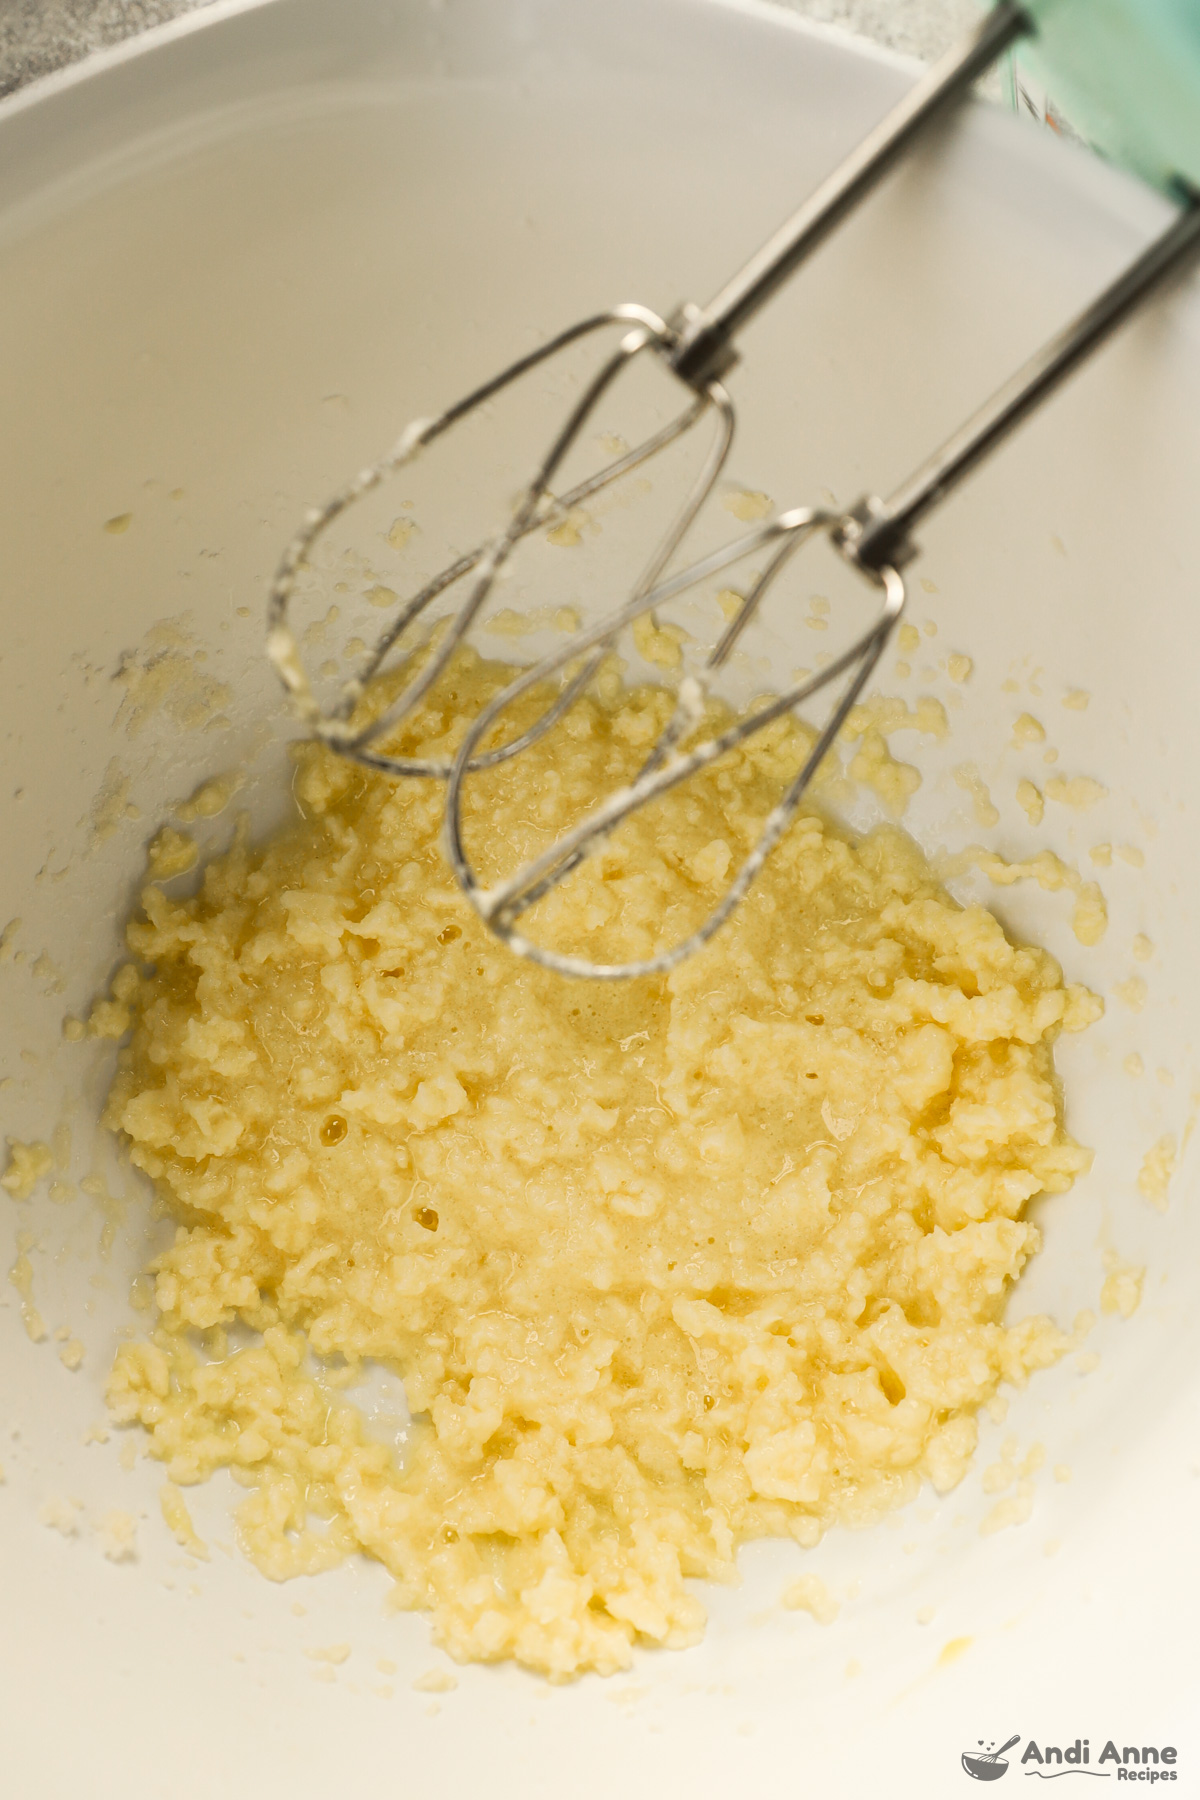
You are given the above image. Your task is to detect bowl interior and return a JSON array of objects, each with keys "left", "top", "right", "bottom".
[{"left": 1, "top": 1, "right": 1197, "bottom": 1793}]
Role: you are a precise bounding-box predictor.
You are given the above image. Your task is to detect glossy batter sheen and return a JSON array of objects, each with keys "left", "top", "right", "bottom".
[{"left": 103, "top": 653, "right": 1096, "bottom": 1678}]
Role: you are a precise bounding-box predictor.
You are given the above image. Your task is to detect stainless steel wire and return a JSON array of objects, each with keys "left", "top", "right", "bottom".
[
  {"left": 267, "top": 304, "right": 732, "bottom": 779},
  {"left": 267, "top": 0, "right": 1200, "bottom": 979}
]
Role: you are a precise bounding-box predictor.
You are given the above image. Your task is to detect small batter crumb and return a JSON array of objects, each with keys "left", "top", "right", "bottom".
[
  {"left": 962, "top": 846, "right": 1109, "bottom": 949},
  {"left": 1124, "top": 1053, "right": 1144, "bottom": 1078},
  {"left": 160, "top": 1481, "right": 209, "bottom": 1559},
  {"left": 40, "top": 1496, "right": 81, "bottom": 1537},
  {"left": 1044, "top": 775, "right": 1107, "bottom": 810},
  {"left": 1132, "top": 934, "right": 1153, "bottom": 963},
  {"left": 1137, "top": 1135, "right": 1176, "bottom": 1212},
  {"left": 59, "top": 1338, "right": 85, "bottom": 1371},
  {"left": 146, "top": 827, "right": 199, "bottom": 882},
  {"left": 546, "top": 510, "right": 587, "bottom": 547},
  {"left": 1116, "top": 844, "right": 1145, "bottom": 868},
  {"left": 1113, "top": 977, "right": 1147, "bottom": 1012},
  {"left": 847, "top": 729, "right": 921, "bottom": 813},
  {"left": 1053, "top": 1465, "right": 1071, "bottom": 1484},
  {"left": 176, "top": 770, "right": 244, "bottom": 824},
  {"left": 981, "top": 1456, "right": 1015, "bottom": 1494},
  {"left": 1, "top": 1138, "right": 53, "bottom": 1201},
  {"left": 1062, "top": 690, "right": 1090, "bottom": 711},
  {"left": 1012, "top": 713, "right": 1045, "bottom": 747},
  {"left": 9, "top": 1249, "right": 46, "bottom": 1342},
  {"left": 782, "top": 1574, "right": 839, "bottom": 1624},
  {"left": 897, "top": 623, "right": 920, "bottom": 655},
  {"left": 98, "top": 1509, "right": 138, "bottom": 1562},
  {"left": 690, "top": 839, "right": 732, "bottom": 885},
  {"left": 1089, "top": 844, "right": 1113, "bottom": 867},
  {"left": 840, "top": 697, "right": 947, "bottom": 813},
  {"left": 953, "top": 764, "right": 999, "bottom": 829},
  {"left": 722, "top": 489, "right": 772, "bottom": 522},
  {"left": 89, "top": 997, "right": 132, "bottom": 1040},
  {"left": 488, "top": 605, "right": 582, "bottom": 638},
  {"left": 845, "top": 694, "right": 949, "bottom": 742},
  {"left": 33, "top": 951, "right": 62, "bottom": 989},
  {"left": 980, "top": 1478, "right": 1034, "bottom": 1536},
  {"left": 413, "top": 1669, "right": 459, "bottom": 1692},
  {"left": 632, "top": 613, "right": 687, "bottom": 671},
  {"left": 306, "top": 1644, "right": 352, "bottom": 1665},
  {"left": 1015, "top": 780, "right": 1044, "bottom": 826},
  {"left": 946, "top": 654, "right": 973, "bottom": 684},
  {"left": 1069, "top": 886, "right": 1108, "bottom": 947},
  {"left": 1100, "top": 1253, "right": 1144, "bottom": 1320}
]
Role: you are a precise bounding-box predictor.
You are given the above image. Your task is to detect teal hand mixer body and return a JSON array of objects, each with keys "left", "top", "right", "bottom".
[{"left": 268, "top": 0, "right": 1200, "bottom": 979}]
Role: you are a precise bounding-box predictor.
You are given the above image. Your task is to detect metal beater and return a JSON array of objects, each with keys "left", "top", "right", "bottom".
[{"left": 268, "top": 0, "right": 1200, "bottom": 979}]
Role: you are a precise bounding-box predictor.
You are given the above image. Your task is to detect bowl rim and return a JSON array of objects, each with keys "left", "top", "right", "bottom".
[{"left": 0, "top": 0, "right": 918, "bottom": 129}]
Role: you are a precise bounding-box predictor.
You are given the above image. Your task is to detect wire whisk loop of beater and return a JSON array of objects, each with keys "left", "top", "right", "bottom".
[{"left": 268, "top": 0, "right": 1200, "bottom": 978}]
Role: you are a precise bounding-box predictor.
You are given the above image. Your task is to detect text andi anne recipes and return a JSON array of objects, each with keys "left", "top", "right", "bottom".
[{"left": 1021, "top": 1741, "right": 1178, "bottom": 1779}]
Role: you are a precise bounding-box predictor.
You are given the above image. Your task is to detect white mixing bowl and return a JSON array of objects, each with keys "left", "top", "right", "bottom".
[{"left": 1, "top": 2, "right": 1197, "bottom": 1794}]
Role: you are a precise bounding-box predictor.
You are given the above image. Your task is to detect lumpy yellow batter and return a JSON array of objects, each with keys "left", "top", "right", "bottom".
[{"left": 102, "top": 653, "right": 1096, "bottom": 1678}]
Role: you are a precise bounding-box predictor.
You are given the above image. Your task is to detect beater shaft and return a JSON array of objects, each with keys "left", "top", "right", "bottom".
[
  {"left": 446, "top": 190, "right": 1200, "bottom": 979},
  {"left": 268, "top": 1, "right": 1200, "bottom": 981},
  {"left": 842, "top": 183, "right": 1200, "bottom": 573},
  {"left": 670, "top": 0, "right": 1031, "bottom": 385}
]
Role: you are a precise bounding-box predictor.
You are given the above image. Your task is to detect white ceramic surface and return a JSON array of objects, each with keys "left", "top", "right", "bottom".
[{"left": 1, "top": 3, "right": 1197, "bottom": 1795}]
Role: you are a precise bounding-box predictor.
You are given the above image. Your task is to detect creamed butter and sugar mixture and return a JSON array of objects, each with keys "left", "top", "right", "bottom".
[{"left": 103, "top": 653, "right": 1096, "bottom": 1677}]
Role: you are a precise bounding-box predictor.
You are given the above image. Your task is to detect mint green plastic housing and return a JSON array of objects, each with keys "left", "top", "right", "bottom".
[{"left": 1012, "top": 0, "right": 1200, "bottom": 196}]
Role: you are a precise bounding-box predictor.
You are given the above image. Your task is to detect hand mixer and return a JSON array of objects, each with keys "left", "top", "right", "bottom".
[{"left": 268, "top": 0, "right": 1200, "bottom": 980}]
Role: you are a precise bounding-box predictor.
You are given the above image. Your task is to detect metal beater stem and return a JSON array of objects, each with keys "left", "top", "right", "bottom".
[
  {"left": 842, "top": 186, "right": 1200, "bottom": 571},
  {"left": 670, "top": 0, "right": 1032, "bottom": 385}
]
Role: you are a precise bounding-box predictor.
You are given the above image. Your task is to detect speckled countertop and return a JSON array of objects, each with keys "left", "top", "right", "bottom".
[{"left": 0, "top": 0, "right": 984, "bottom": 98}]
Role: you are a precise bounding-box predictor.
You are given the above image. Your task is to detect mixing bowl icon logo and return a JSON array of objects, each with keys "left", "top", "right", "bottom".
[{"left": 962, "top": 1735, "right": 1021, "bottom": 1780}]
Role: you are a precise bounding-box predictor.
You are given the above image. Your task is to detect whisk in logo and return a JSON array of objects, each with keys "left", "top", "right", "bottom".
[
  {"left": 960, "top": 1737, "right": 1182, "bottom": 1783},
  {"left": 963, "top": 1736, "right": 1020, "bottom": 1781}
]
